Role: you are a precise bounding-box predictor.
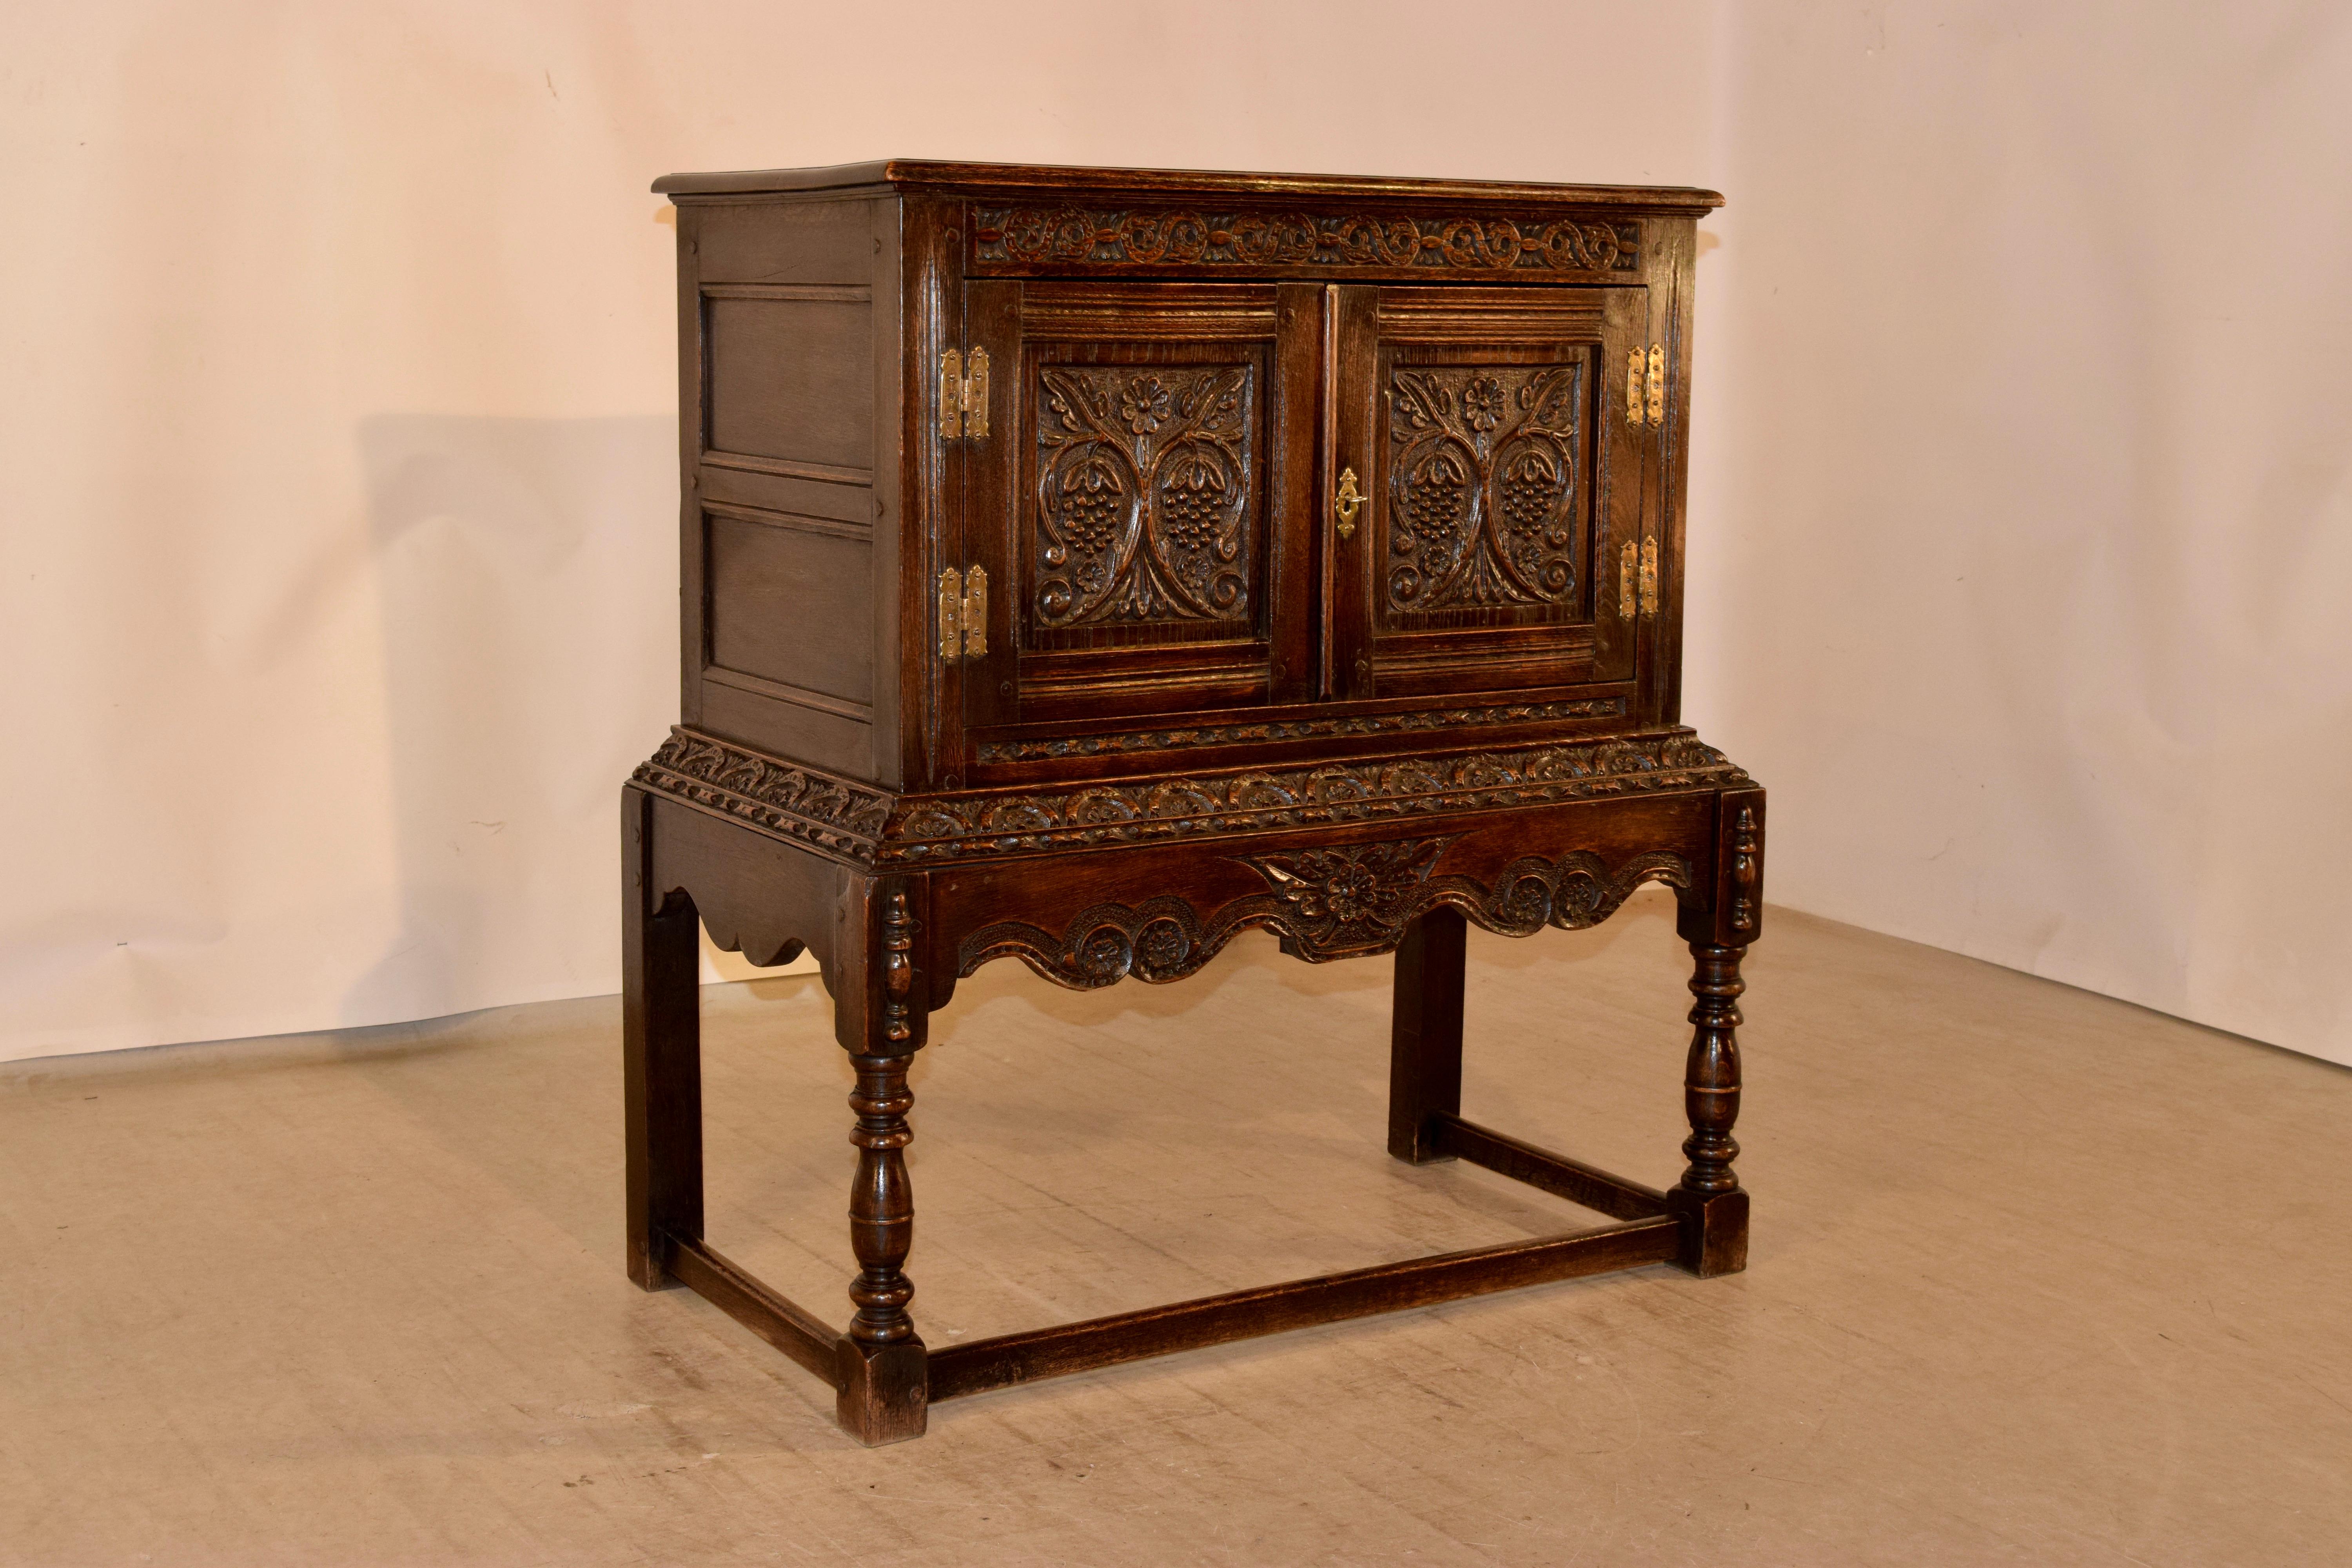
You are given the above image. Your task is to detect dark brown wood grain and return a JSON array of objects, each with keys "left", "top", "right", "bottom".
[{"left": 625, "top": 161, "right": 1757, "bottom": 1444}]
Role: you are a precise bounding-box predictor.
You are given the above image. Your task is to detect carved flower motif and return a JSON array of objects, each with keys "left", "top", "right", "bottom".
[
  {"left": 1462, "top": 375, "right": 1507, "bottom": 432},
  {"left": 1312, "top": 861, "right": 1383, "bottom": 925},
  {"left": 1119, "top": 377, "right": 1172, "bottom": 434},
  {"left": 1258, "top": 840, "right": 1445, "bottom": 938}
]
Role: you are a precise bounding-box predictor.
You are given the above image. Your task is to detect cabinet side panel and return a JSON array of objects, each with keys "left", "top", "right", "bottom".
[
  {"left": 680, "top": 195, "right": 891, "bottom": 777},
  {"left": 705, "top": 516, "right": 876, "bottom": 703},
  {"left": 697, "top": 198, "right": 879, "bottom": 283},
  {"left": 697, "top": 682, "right": 874, "bottom": 779},
  {"left": 707, "top": 295, "right": 875, "bottom": 471}
]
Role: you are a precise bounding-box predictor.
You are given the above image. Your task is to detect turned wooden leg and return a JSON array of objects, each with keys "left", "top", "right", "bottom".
[
  {"left": 836, "top": 890, "right": 927, "bottom": 1445},
  {"left": 837, "top": 1049, "right": 926, "bottom": 1443},
  {"left": 1666, "top": 941, "right": 1748, "bottom": 1276},
  {"left": 622, "top": 787, "right": 702, "bottom": 1290},
  {"left": 1389, "top": 906, "right": 1467, "bottom": 1163}
]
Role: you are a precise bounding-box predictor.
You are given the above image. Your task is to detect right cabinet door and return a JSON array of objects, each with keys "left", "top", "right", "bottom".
[{"left": 1332, "top": 285, "right": 1650, "bottom": 701}]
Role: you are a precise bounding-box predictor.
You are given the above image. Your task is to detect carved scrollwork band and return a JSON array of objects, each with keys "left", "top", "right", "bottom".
[
  {"left": 632, "top": 727, "right": 1751, "bottom": 871},
  {"left": 975, "top": 207, "right": 1640, "bottom": 274},
  {"left": 633, "top": 730, "right": 892, "bottom": 864},
  {"left": 957, "top": 838, "right": 1693, "bottom": 988},
  {"left": 974, "top": 697, "right": 1626, "bottom": 764},
  {"left": 894, "top": 730, "right": 1746, "bottom": 863}
]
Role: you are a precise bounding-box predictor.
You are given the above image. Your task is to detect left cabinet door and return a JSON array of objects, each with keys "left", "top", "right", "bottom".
[{"left": 955, "top": 280, "right": 1319, "bottom": 738}]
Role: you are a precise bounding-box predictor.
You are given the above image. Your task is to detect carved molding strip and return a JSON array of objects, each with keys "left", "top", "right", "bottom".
[
  {"left": 958, "top": 839, "right": 1692, "bottom": 987},
  {"left": 975, "top": 697, "right": 1626, "bottom": 765},
  {"left": 893, "top": 731, "right": 1747, "bottom": 863},
  {"left": 633, "top": 730, "right": 891, "bottom": 864},
  {"left": 975, "top": 208, "right": 1640, "bottom": 273}
]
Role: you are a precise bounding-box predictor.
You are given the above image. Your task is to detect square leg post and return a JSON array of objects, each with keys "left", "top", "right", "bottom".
[
  {"left": 836, "top": 884, "right": 928, "bottom": 1445},
  {"left": 1389, "top": 905, "right": 1467, "bottom": 1163},
  {"left": 622, "top": 786, "right": 703, "bottom": 1290}
]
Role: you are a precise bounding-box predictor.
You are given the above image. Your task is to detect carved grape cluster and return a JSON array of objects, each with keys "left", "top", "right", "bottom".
[
  {"left": 1400, "top": 452, "right": 1470, "bottom": 544},
  {"left": 1497, "top": 448, "right": 1566, "bottom": 539},
  {"left": 1157, "top": 453, "right": 1232, "bottom": 550},
  {"left": 1054, "top": 458, "right": 1127, "bottom": 554}
]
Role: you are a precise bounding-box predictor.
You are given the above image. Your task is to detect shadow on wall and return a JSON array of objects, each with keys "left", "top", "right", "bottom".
[{"left": 344, "top": 417, "right": 677, "bottom": 1029}]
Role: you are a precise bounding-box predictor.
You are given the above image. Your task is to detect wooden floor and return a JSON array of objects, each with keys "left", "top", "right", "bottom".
[{"left": 4, "top": 891, "right": 2347, "bottom": 1566}]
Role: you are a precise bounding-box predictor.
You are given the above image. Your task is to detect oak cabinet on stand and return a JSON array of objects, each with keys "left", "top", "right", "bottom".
[{"left": 622, "top": 161, "right": 1761, "bottom": 1445}]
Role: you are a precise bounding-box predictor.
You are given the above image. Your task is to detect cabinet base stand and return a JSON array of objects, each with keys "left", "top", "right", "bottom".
[{"left": 624, "top": 762, "right": 1762, "bottom": 1446}]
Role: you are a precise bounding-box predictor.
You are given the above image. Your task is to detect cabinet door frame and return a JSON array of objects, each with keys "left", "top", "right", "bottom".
[
  {"left": 958, "top": 279, "right": 1319, "bottom": 738},
  {"left": 1327, "top": 284, "right": 1651, "bottom": 702}
]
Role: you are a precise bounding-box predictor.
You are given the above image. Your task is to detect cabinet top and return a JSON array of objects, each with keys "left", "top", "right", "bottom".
[{"left": 651, "top": 159, "right": 1724, "bottom": 213}]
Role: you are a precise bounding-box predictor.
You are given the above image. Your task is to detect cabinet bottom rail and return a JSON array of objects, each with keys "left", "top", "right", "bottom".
[
  {"left": 926, "top": 1214, "right": 1681, "bottom": 1400},
  {"left": 656, "top": 1213, "right": 1685, "bottom": 1415}
]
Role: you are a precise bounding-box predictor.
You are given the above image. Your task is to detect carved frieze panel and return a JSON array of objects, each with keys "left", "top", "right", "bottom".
[
  {"left": 634, "top": 728, "right": 1752, "bottom": 875},
  {"left": 888, "top": 731, "right": 1745, "bottom": 863},
  {"left": 1033, "top": 363, "right": 1256, "bottom": 628},
  {"left": 1386, "top": 365, "right": 1583, "bottom": 614},
  {"left": 956, "top": 839, "right": 1693, "bottom": 988},
  {"left": 632, "top": 731, "right": 891, "bottom": 865},
  {"left": 975, "top": 208, "right": 1640, "bottom": 274},
  {"left": 973, "top": 697, "right": 1626, "bottom": 764}
]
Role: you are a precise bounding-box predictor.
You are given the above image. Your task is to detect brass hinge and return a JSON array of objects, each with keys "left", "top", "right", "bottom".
[
  {"left": 939, "top": 346, "right": 991, "bottom": 441},
  {"left": 1620, "top": 538, "right": 1660, "bottom": 617},
  {"left": 1626, "top": 343, "right": 1666, "bottom": 428},
  {"left": 936, "top": 564, "right": 987, "bottom": 662}
]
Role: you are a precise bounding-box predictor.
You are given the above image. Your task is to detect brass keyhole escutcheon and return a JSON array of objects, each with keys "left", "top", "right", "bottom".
[{"left": 1334, "top": 466, "right": 1366, "bottom": 539}]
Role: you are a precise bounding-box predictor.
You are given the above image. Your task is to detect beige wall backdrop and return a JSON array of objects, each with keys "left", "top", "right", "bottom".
[{"left": 4, "top": 2, "right": 2345, "bottom": 1066}]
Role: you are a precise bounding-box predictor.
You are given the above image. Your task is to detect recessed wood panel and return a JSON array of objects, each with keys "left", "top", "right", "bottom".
[
  {"left": 694, "top": 679, "right": 874, "bottom": 780},
  {"left": 706, "top": 290, "right": 875, "bottom": 473},
  {"left": 705, "top": 512, "right": 874, "bottom": 704},
  {"left": 693, "top": 197, "right": 880, "bottom": 283}
]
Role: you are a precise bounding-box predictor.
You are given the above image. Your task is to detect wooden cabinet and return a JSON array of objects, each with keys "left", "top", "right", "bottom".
[
  {"left": 626, "top": 162, "right": 1761, "bottom": 1446},
  {"left": 663, "top": 162, "right": 1702, "bottom": 788}
]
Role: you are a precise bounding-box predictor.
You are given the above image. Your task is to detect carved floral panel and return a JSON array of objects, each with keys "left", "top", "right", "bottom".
[
  {"left": 1385, "top": 363, "right": 1584, "bottom": 615},
  {"left": 1033, "top": 363, "right": 1256, "bottom": 629}
]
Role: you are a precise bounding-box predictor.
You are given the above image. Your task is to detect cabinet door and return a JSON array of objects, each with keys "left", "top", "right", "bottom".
[
  {"left": 960, "top": 280, "right": 1317, "bottom": 733},
  {"left": 1328, "top": 285, "right": 1648, "bottom": 701}
]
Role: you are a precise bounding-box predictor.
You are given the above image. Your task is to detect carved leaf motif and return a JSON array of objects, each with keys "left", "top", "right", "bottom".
[
  {"left": 1034, "top": 364, "right": 1255, "bottom": 628},
  {"left": 633, "top": 731, "right": 893, "bottom": 864},
  {"left": 1385, "top": 364, "right": 1583, "bottom": 613}
]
